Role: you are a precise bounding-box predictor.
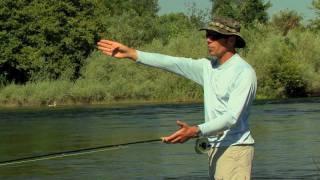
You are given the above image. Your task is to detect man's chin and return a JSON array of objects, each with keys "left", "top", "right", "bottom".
[{"left": 208, "top": 51, "right": 216, "bottom": 57}]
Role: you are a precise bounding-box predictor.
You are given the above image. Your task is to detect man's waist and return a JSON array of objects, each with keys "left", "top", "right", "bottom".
[{"left": 207, "top": 131, "right": 254, "bottom": 147}]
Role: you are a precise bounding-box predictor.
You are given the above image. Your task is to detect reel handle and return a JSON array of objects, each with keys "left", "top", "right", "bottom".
[{"left": 195, "top": 137, "right": 211, "bottom": 154}]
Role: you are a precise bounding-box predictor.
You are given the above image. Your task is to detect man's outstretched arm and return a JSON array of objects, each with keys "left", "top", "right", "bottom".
[
  {"left": 97, "top": 39, "right": 204, "bottom": 144},
  {"left": 97, "top": 39, "right": 205, "bottom": 85}
]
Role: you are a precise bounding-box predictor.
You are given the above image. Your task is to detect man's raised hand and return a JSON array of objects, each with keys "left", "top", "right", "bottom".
[{"left": 97, "top": 40, "right": 137, "bottom": 61}]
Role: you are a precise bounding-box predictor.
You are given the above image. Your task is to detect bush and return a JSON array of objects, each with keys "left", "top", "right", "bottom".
[
  {"left": 0, "top": 0, "right": 108, "bottom": 82},
  {"left": 244, "top": 24, "right": 320, "bottom": 98}
]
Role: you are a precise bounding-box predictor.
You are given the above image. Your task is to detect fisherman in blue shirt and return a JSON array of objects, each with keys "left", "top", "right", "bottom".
[{"left": 97, "top": 16, "right": 257, "bottom": 180}]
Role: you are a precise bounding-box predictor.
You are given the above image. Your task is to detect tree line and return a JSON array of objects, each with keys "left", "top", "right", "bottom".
[{"left": 0, "top": 0, "right": 320, "bottom": 106}]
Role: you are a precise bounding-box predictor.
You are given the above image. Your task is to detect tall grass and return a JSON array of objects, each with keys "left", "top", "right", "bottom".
[{"left": 0, "top": 81, "right": 72, "bottom": 106}]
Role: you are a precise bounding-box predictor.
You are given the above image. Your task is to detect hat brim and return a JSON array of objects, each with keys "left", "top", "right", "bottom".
[{"left": 199, "top": 28, "right": 246, "bottom": 48}]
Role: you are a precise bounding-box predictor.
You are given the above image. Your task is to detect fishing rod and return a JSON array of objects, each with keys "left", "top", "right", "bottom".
[
  {"left": 0, "top": 138, "right": 162, "bottom": 167},
  {"left": 0, "top": 137, "right": 212, "bottom": 167}
]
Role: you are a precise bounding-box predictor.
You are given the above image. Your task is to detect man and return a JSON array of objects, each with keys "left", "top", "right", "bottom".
[{"left": 97, "top": 17, "right": 257, "bottom": 180}]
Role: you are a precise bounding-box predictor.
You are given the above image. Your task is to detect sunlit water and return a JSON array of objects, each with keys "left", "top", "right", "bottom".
[{"left": 0, "top": 98, "right": 319, "bottom": 179}]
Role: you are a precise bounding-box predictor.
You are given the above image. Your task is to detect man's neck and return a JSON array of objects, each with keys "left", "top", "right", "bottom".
[{"left": 218, "top": 50, "right": 236, "bottom": 64}]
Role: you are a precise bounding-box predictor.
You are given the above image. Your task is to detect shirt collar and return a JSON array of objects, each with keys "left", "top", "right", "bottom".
[{"left": 210, "top": 53, "right": 239, "bottom": 69}]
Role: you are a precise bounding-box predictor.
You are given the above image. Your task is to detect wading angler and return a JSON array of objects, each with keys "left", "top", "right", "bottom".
[{"left": 97, "top": 16, "right": 257, "bottom": 179}]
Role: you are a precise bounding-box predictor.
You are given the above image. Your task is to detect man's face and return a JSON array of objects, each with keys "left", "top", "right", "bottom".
[{"left": 206, "top": 31, "right": 232, "bottom": 58}]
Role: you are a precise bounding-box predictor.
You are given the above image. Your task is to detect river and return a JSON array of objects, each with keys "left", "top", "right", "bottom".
[{"left": 0, "top": 98, "right": 319, "bottom": 179}]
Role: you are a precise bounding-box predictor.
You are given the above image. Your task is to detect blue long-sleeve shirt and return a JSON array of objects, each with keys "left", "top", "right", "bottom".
[{"left": 137, "top": 51, "right": 257, "bottom": 147}]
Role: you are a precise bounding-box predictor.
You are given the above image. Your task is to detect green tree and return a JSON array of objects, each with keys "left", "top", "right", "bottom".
[
  {"left": 155, "top": 13, "right": 200, "bottom": 45},
  {"left": 105, "top": 9, "right": 160, "bottom": 47},
  {"left": 101, "top": 0, "right": 204, "bottom": 47},
  {"left": 210, "top": 0, "right": 271, "bottom": 26},
  {"left": 271, "top": 10, "right": 303, "bottom": 36},
  {"left": 0, "top": 0, "right": 108, "bottom": 83},
  {"left": 102, "top": 0, "right": 159, "bottom": 17},
  {"left": 310, "top": 0, "right": 320, "bottom": 30},
  {"left": 211, "top": 0, "right": 240, "bottom": 18}
]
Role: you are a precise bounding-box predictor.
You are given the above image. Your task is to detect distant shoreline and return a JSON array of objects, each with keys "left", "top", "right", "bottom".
[
  {"left": 0, "top": 99, "right": 204, "bottom": 109},
  {"left": 1, "top": 96, "right": 319, "bottom": 109}
]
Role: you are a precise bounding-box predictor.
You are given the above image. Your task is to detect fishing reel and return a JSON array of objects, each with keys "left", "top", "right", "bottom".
[{"left": 194, "top": 137, "right": 211, "bottom": 154}]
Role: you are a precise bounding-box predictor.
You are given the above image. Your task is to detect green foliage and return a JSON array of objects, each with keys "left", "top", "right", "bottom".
[
  {"left": 155, "top": 13, "right": 202, "bottom": 45},
  {"left": 211, "top": 0, "right": 239, "bottom": 18},
  {"left": 271, "top": 10, "right": 303, "bottom": 36},
  {"left": 1, "top": 1, "right": 320, "bottom": 106},
  {"left": 244, "top": 24, "right": 320, "bottom": 98},
  {"left": 210, "top": 0, "right": 270, "bottom": 26},
  {"left": 310, "top": 0, "right": 320, "bottom": 30},
  {"left": 0, "top": 0, "right": 164, "bottom": 84},
  {"left": 0, "top": 0, "right": 209, "bottom": 106},
  {"left": 69, "top": 79, "right": 111, "bottom": 103},
  {"left": 102, "top": 0, "right": 159, "bottom": 17},
  {"left": 184, "top": 2, "right": 211, "bottom": 28},
  {"left": 105, "top": 11, "right": 203, "bottom": 47},
  {"left": 0, "top": 0, "right": 108, "bottom": 82},
  {"left": 287, "top": 29, "right": 320, "bottom": 94},
  {"left": 100, "top": 0, "right": 160, "bottom": 47},
  {"left": 0, "top": 81, "right": 72, "bottom": 106},
  {"left": 0, "top": 74, "right": 8, "bottom": 88},
  {"left": 105, "top": 10, "right": 159, "bottom": 47}
]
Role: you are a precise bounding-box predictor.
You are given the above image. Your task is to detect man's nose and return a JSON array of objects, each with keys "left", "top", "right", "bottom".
[{"left": 206, "top": 37, "right": 213, "bottom": 44}]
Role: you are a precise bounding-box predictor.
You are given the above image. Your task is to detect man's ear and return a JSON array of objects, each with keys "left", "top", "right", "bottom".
[{"left": 227, "top": 36, "right": 237, "bottom": 48}]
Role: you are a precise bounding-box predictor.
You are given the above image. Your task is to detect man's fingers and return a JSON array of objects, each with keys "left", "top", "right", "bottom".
[
  {"left": 161, "top": 120, "right": 191, "bottom": 143},
  {"left": 164, "top": 135, "right": 185, "bottom": 144},
  {"left": 99, "top": 39, "right": 116, "bottom": 46},
  {"left": 97, "top": 39, "right": 121, "bottom": 49},
  {"left": 97, "top": 46, "right": 112, "bottom": 52},
  {"left": 97, "top": 42, "right": 118, "bottom": 50},
  {"left": 162, "top": 128, "right": 184, "bottom": 142},
  {"left": 97, "top": 42, "right": 122, "bottom": 58},
  {"left": 97, "top": 43, "right": 111, "bottom": 49},
  {"left": 176, "top": 120, "right": 188, "bottom": 128},
  {"left": 97, "top": 47, "right": 113, "bottom": 56},
  {"left": 171, "top": 137, "right": 183, "bottom": 143},
  {"left": 164, "top": 132, "right": 179, "bottom": 142},
  {"left": 163, "top": 136, "right": 180, "bottom": 144}
]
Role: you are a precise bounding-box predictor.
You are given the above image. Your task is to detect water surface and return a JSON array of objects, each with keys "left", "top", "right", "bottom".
[{"left": 0, "top": 98, "right": 319, "bottom": 179}]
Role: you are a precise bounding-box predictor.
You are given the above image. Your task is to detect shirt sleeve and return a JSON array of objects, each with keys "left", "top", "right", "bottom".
[
  {"left": 136, "top": 50, "right": 205, "bottom": 86},
  {"left": 198, "top": 68, "right": 257, "bottom": 136}
]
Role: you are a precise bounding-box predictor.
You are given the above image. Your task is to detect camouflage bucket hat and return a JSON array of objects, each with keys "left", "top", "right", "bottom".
[{"left": 200, "top": 17, "right": 246, "bottom": 48}]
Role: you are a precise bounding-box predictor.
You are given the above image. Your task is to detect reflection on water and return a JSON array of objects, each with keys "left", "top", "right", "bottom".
[{"left": 0, "top": 98, "right": 319, "bottom": 179}]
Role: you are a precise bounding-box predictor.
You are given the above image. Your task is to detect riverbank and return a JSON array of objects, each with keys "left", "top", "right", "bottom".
[
  {"left": 1, "top": 95, "right": 319, "bottom": 109},
  {"left": 0, "top": 98, "right": 204, "bottom": 108}
]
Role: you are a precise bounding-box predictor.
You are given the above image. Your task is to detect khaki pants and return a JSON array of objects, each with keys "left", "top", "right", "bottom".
[{"left": 208, "top": 145, "right": 254, "bottom": 180}]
